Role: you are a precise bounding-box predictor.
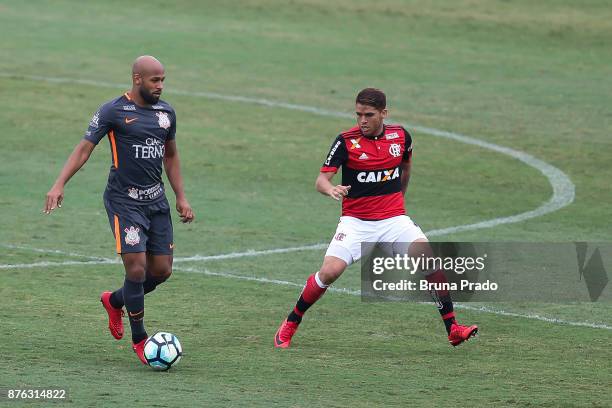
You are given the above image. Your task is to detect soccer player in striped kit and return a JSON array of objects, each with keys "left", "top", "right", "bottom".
[{"left": 275, "top": 88, "right": 477, "bottom": 348}]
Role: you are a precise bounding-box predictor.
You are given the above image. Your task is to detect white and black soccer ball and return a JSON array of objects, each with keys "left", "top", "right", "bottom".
[{"left": 144, "top": 332, "right": 183, "bottom": 370}]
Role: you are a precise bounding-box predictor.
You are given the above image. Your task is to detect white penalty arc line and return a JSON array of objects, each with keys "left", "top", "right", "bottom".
[{"left": 1, "top": 73, "right": 575, "bottom": 236}]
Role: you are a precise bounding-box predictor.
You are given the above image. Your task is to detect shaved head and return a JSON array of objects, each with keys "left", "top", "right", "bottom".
[
  {"left": 130, "top": 55, "right": 165, "bottom": 105},
  {"left": 132, "top": 55, "right": 164, "bottom": 77}
]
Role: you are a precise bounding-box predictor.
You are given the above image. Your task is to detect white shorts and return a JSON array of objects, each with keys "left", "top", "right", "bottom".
[{"left": 325, "top": 215, "right": 427, "bottom": 266}]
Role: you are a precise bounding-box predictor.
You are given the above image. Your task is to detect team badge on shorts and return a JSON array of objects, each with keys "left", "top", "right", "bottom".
[
  {"left": 124, "top": 226, "right": 141, "bottom": 246},
  {"left": 156, "top": 111, "right": 171, "bottom": 130}
]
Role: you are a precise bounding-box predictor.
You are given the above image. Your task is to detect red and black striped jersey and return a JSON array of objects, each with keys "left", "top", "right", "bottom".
[{"left": 321, "top": 124, "right": 412, "bottom": 220}]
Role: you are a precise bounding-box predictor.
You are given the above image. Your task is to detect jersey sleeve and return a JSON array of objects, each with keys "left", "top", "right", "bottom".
[
  {"left": 321, "top": 134, "right": 348, "bottom": 173},
  {"left": 83, "top": 102, "right": 115, "bottom": 145},
  {"left": 167, "top": 108, "right": 177, "bottom": 141},
  {"left": 401, "top": 127, "right": 413, "bottom": 162}
]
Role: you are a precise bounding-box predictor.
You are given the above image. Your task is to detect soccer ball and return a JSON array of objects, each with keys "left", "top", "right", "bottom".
[{"left": 144, "top": 332, "right": 183, "bottom": 370}]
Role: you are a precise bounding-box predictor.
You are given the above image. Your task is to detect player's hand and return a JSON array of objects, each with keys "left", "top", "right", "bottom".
[
  {"left": 328, "top": 185, "right": 351, "bottom": 201},
  {"left": 176, "top": 197, "right": 194, "bottom": 223},
  {"left": 44, "top": 185, "right": 64, "bottom": 214}
]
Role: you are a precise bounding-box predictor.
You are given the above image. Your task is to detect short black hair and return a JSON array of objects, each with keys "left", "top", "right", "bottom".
[{"left": 356, "top": 88, "right": 386, "bottom": 110}]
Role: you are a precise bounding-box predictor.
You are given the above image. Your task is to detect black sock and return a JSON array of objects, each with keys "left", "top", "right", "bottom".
[
  {"left": 122, "top": 278, "right": 147, "bottom": 343},
  {"left": 287, "top": 296, "right": 313, "bottom": 324},
  {"left": 426, "top": 270, "right": 456, "bottom": 335},
  {"left": 109, "top": 273, "right": 167, "bottom": 309},
  {"left": 439, "top": 295, "right": 456, "bottom": 335}
]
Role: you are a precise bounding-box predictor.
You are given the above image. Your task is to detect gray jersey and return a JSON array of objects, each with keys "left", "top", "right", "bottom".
[{"left": 84, "top": 93, "right": 176, "bottom": 204}]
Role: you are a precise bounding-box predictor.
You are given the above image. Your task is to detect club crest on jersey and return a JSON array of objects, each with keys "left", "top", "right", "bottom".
[
  {"left": 386, "top": 132, "right": 399, "bottom": 140},
  {"left": 389, "top": 143, "right": 401, "bottom": 157},
  {"left": 156, "top": 111, "right": 171, "bottom": 129},
  {"left": 350, "top": 138, "right": 362, "bottom": 150},
  {"left": 124, "top": 226, "right": 140, "bottom": 246},
  {"left": 357, "top": 167, "right": 400, "bottom": 183}
]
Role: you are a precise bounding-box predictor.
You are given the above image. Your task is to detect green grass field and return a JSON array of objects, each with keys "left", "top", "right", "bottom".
[{"left": 1, "top": 0, "right": 611, "bottom": 406}]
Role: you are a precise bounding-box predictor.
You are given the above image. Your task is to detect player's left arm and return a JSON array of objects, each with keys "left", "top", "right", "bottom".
[
  {"left": 400, "top": 127, "right": 413, "bottom": 196},
  {"left": 164, "top": 139, "right": 194, "bottom": 223},
  {"left": 400, "top": 156, "right": 411, "bottom": 195}
]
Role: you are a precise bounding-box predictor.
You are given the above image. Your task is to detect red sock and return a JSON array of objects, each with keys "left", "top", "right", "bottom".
[{"left": 287, "top": 273, "right": 327, "bottom": 323}]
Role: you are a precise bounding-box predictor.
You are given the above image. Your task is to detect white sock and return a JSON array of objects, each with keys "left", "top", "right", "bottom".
[{"left": 314, "top": 271, "right": 329, "bottom": 288}]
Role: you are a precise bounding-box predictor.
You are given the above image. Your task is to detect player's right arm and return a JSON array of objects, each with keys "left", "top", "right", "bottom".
[
  {"left": 315, "top": 172, "right": 351, "bottom": 201},
  {"left": 317, "top": 134, "right": 351, "bottom": 201},
  {"left": 44, "top": 103, "right": 113, "bottom": 214},
  {"left": 44, "top": 140, "right": 96, "bottom": 214}
]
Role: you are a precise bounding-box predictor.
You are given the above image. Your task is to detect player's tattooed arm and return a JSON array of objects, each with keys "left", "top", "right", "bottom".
[
  {"left": 44, "top": 140, "right": 96, "bottom": 214},
  {"left": 163, "top": 139, "right": 194, "bottom": 223},
  {"left": 316, "top": 171, "right": 351, "bottom": 201}
]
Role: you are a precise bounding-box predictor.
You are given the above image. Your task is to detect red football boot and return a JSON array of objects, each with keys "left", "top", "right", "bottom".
[
  {"left": 448, "top": 322, "right": 478, "bottom": 347},
  {"left": 274, "top": 319, "right": 299, "bottom": 348},
  {"left": 100, "top": 291, "right": 124, "bottom": 340},
  {"left": 132, "top": 338, "right": 148, "bottom": 365}
]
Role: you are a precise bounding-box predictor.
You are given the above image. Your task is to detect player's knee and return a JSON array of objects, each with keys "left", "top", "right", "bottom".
[
  {"left": 149, "top": 263, "right": 172, "bottom": 281},
  {"left": 125, "top": 264, "right": 146, "bottom": 282},
  {"left": 158, "top": 267, "right": 172, "bottom": 282},
  {"left": 318, "top": 262, "right": 346, "bottom": 285}
]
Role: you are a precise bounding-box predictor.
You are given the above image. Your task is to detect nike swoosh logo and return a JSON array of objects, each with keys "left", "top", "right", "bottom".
[
  {"left": 125, "top": 117, "right": 138, "bottom": 124},
  {"left": 274, "top": 331, "right": 284, "bottom": 347},
  {"left": 128, "top": 311, "right": 143, "bottom": 317}
]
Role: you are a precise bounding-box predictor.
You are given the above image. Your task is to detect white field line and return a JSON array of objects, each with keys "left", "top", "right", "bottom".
[
  {"left": 0, "top": 243, "right": 328, "bottom": 268},
  {"left": 0, "top": 72, "right": 575, "bottom": 237},
  {"left": 0, "top": 244, "right": 110, "bottom": 261},
  {"left": 1, "top": 248, "right": 609, "bottom": 331},
  {"left": 171, "top": 265, "right": 612, "bottom": 330},
  {"left": 174, "top": 243, "right": 328, "bottom": 263},
  {"left": 0, "top": 259, "right": 120, "bottom": 269}
]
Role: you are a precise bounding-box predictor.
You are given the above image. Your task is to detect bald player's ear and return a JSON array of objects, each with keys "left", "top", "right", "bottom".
[{"left": 133, "top": 73, "right": 142, "bottom": 85}]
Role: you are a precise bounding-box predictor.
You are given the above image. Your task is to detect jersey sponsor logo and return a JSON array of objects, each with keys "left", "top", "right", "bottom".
[
  {"left": 324, "top": 140, "right": 342, "bottom": 166},
  {"left": 389, "top": 143, "right": 401, "bottom": 157},
  {"left": 89, "top": 111, "right": 100, "bottom": 128},
  {"left": 386, "top": 132, "right": 399, "bottom": 140},
  {"left": 357, "top": 167, "right": 400, "bottom": 183},
  {"left": 125, "top": 117, "right": 138, "bottom": 124},
  {"left": 151, "top": 105, "right": 164, "bottom": 110},
  {"left": 156, "top": 111, "right": 171, "bottom": 129},
  {"left": 124, "top": 226, "right": 141, "bottom": 246},
  {"left": 126, "top": 183, "right": 163, "bottom": 201},
  {"left": 359, "top": 152, "right": 369, "bottom": 160},
  {"left": 350, "top": 137, "right": 362, "bottom": 150},
  {"left": 132, "top": 137, "right": 165, "bottom": 159},
  {"left": 85, "top": 130, "right": 92, "bottom": 137},
  {"left": 123, "top": 105, "right": 136, "bottom": 111}
]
